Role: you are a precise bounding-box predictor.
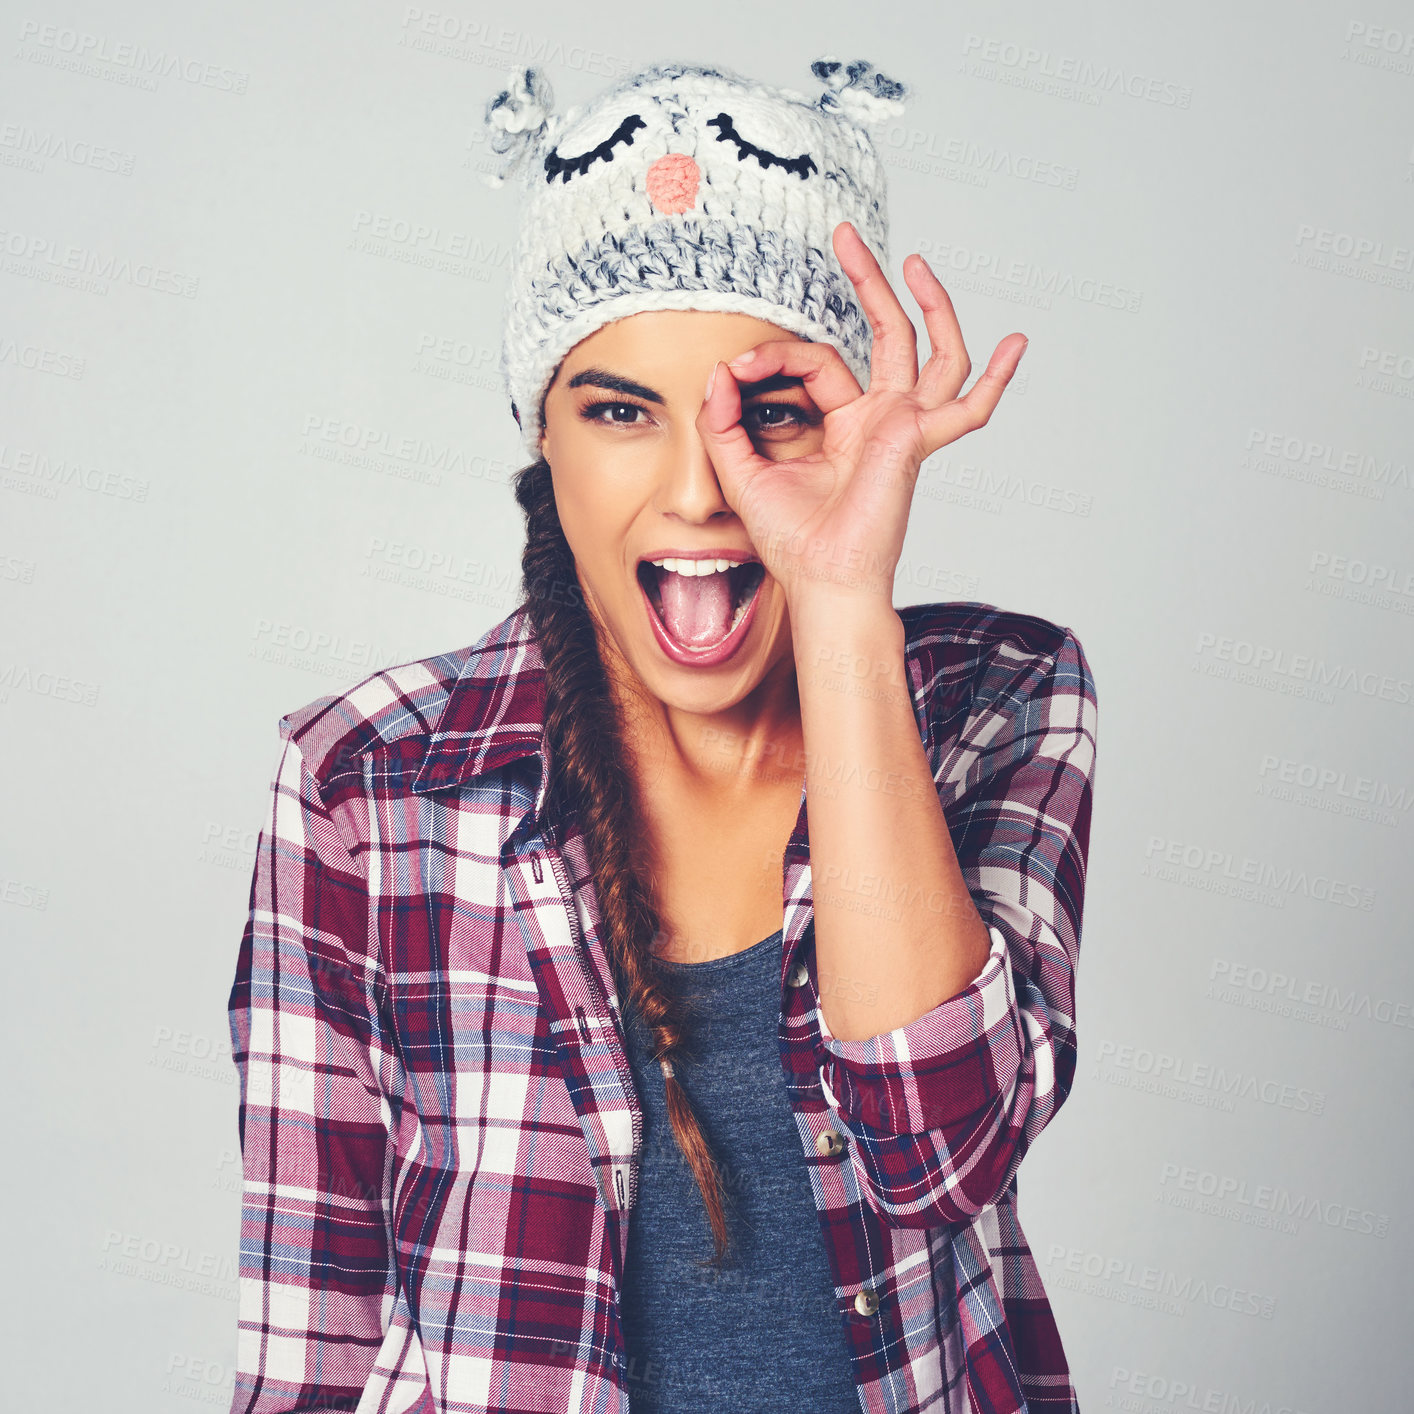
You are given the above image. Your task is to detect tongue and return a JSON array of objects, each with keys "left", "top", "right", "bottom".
[{"left": 658, "top": 569, "right": 733, "bottom": 647}]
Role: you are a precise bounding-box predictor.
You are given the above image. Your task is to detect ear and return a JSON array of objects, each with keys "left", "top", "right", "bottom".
[{"left": 481, "top": 66, "right": 559, "bottom": 189}]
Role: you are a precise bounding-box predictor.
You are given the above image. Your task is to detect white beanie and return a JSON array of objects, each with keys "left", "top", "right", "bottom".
[{"left": 481, "top": 57, "right": 909, "bottom": 464}]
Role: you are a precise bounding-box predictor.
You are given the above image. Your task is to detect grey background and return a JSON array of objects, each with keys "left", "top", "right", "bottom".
[{"left": 3, "top": 2, "right": 1411, "bottom": 1407}]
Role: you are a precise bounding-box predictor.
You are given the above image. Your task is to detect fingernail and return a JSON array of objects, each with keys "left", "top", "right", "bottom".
[
  {"left": 728, "top": 348, "right": 756, "bottom": 366},
  {"left": 705, "top": 360, "right": 719, "bottom": 401}
]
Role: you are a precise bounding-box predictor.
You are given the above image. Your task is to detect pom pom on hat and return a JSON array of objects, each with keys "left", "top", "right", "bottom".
[
  {"left": 482, "top": 66, "right": 557, "bottom": 189},
  {"left": 810, "top": 56, "right": 909, "bottom": 125}
]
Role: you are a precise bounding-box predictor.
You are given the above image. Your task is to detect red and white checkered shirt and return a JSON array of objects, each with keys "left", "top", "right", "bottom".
[{"left": 227, "top": 597, "right": 1098, "bottom": 1414}]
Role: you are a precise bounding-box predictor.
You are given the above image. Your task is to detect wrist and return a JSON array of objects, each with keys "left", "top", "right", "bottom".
[
  {"left": 763, "top": 536, "right": 895, "bottom": 613},
  {"left": 787, "top": 591, "right": 902, "bottom": 650}
]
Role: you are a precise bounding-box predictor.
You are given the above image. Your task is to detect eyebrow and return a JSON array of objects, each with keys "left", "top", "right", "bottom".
[
  {"left": 567, "top": 368, "right": 663, "bottom": 404},
  {"left": 566, "top": 366, "right": 805, "bottom": 401}
]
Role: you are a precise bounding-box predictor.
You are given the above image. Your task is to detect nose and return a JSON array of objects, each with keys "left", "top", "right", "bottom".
[
  {"left": 654, "top": 429, "right": 733, "bottom": 525},
  {"left": 646, "top": 153, "right": 700, "bottom": 214}
]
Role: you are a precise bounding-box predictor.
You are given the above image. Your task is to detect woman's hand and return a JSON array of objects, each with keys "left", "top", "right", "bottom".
[{"left": 696, "top": 219, "right": 1028, "bottom": 613}]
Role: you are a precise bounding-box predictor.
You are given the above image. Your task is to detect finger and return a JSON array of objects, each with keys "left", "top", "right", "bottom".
[
  {"left": 832, "top": 220, "right": 918, "bottom": 393},
  {"left": 696, "top": 359, "right": 773, "bottom": 499},
  {"left": 903, "top": 253, "right": 972, "bottom": 407},
  {"left": 723, "top": 338, "right": 862, "bottom": 416},
  {"left": 916, "top": 334, "right": 1028, "bottom": 450}
]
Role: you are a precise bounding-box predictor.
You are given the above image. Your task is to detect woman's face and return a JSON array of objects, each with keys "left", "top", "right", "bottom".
[{"left": 539, "top": 309, "right": 827, "bottom": 716}]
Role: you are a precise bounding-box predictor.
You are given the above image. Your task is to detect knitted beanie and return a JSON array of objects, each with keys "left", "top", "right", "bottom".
[{"left": 480, "top": 57, "right": 909, "bottom": 464}]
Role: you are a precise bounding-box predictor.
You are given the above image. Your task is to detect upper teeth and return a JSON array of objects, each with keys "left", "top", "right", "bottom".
[{"left": 649, "top": 557, "right": 740, "bottom": 576}]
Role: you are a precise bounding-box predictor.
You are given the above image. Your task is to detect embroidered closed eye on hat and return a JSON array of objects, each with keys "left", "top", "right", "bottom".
[{"left": 480, "top": 56, "right": 909, "bottom": 464}]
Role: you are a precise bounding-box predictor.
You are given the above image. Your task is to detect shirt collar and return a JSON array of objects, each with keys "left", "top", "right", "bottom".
[
  {"left": 410, "top": 602, "right": 556, "bottom": 829},
  {"left": 409, "top": 600, "right": 932, "bottom": 848}
]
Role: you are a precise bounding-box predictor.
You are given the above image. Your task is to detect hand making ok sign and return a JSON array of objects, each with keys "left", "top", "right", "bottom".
[{"left": 696, "top": 218, "right": 1028, "bottom": 610}]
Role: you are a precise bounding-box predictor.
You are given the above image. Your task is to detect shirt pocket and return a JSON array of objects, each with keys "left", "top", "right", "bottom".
[{"left": 381, "top": 810, "right": 601, "bottom": 1254}]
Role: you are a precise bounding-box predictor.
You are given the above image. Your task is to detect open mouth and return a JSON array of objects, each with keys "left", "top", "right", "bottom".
[{"left": 636, "top": 557, "right": 766, "bottom": 656}]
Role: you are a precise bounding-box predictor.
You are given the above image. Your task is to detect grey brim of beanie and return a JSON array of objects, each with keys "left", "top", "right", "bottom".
[{"left": 509, "top": 289, "right": 872, "bottom": 464}]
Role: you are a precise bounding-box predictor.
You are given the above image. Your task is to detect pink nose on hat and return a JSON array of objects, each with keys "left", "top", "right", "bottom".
[{"left": 645, "top": 153, "right": 700, "bottom": 214}]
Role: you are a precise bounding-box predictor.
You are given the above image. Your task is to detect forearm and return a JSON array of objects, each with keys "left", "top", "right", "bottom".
[{"left": 790, "top": 594, "right": 991, "bottom": 1043}]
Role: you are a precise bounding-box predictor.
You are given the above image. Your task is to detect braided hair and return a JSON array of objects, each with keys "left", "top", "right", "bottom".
[{"left": 512, "top": 449, "right": 737, "bottom": 1267}]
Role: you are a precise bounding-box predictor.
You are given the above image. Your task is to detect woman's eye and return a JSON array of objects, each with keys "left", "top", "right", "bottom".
[
  {"left": 577, "top": 399, "right": 811, "bottom": 433},
  {"left": 746, "top": 403, "right": 810, "bottom": 434},
  {"left": 581, "top": 400, "right": 649, "bottom": 426}
]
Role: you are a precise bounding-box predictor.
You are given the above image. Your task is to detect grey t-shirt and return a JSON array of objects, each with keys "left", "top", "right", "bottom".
[{"left": 618, "top": 928, "right": 860, "bottom": 1412}]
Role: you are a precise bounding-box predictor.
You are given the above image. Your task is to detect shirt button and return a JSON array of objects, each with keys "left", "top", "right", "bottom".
[
  {"left": 787, "top": 962, "right": 810, "bottom": 988},
  {"left": 854, "top": 1288, "right": 880, "bottom": 1317},
  {"left": 815, "top": 1129, "right": 845, "bottom": 1157}
]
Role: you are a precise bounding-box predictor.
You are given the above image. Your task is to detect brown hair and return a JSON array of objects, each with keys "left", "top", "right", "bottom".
[{"left": 512, "top": 450, "right": 737, "bottom": 1267}]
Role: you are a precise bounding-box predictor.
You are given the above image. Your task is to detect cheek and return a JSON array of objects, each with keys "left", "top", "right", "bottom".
[
  {"left": 552, "top": 487, "right": 598, "bottom": 573},
  {"left": 548, "top": 468, "right": 634, "bottom": 594}
]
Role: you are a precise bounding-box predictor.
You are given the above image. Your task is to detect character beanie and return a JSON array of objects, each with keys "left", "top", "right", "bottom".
[{"left": 480, "top": 56, "right": 909, "bottom": 463}]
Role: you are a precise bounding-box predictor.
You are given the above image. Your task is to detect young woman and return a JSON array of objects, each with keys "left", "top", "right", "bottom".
[{"left": 227, "top": 58, "right": 1097, "bottom": 1414}]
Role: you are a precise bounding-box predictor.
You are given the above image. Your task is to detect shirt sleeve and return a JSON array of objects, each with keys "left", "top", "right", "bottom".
[
  {"left": 814, "top": 625, "right": 1097, "bottom": 1228},
  {"left": 227, "top": 732, "right": 398, "bottom": 1412}
]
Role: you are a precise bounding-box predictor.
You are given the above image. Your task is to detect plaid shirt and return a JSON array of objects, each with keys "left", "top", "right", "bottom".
[{"left": 227, "top": 597, "right": 1097, "bottom": 1414}]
